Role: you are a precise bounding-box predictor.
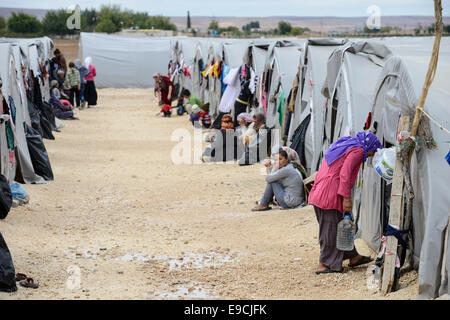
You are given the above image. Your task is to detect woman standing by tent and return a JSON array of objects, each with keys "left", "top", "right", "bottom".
[
  {"left": 84, "top": 57, "right": 97, "bottom": 108},
  {"left": 308, "top": 131, "right": 382, "bottom": 274}
]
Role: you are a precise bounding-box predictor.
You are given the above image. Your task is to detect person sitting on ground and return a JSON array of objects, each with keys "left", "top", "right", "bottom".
[
  {"left": 182, "top": 89, "right": 202, "bottom": 114},
  {"left": 236, "top": 112, "right": 255, "bottom": 147},
  {"left": 50, "top": 80, "right": 68, "bottom": 100},
  {"left": 252, "top": 149, "right": 304, "bottom": 211},
  {"left": 308, "top": 131, "right": 383, "bottom": 274},
  {"left": 197, "top": 108, "right": 211, "bottom": 129},
  {"left": 156, "top": 101, "right": 172, "bottom": 117},
  {"left": 264, "top": 145, "right": 307, "bottom": 179}
]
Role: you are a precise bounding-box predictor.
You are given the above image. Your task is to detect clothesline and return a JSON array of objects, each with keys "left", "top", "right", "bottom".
[{"left": 416, "top": 106, "right": 450, "bottom": 136}]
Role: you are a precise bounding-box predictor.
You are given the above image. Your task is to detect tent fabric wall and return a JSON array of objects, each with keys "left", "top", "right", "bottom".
[
  {"left": 0, "top": 44, "right": 18, "bottom": 182},
  {"left": 356, "top": 37, "right": 450, "bottom": 299},
  {"left": 78, "top": 32, "right": 172, "bottom": 88}
]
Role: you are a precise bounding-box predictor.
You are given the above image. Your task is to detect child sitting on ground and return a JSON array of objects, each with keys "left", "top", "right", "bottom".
[{"left": 156, "top": 101, "right": 172, "bottom": 117}]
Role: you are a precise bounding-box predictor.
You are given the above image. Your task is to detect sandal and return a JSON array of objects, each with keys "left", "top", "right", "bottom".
[
  {"left": 19, "top": 277, "right": 39, "bottom": 289},
  {"left": 348, "top": 256, "right": 374, "bottom": 268},
  {"left": 316, "top": 267, "right": 342, "bottom": 274},
  {"left": 315, "top": 267, "right": 341, "bottom": 275},
  {"left": 251, "top": 206, "right": 272, "bottom": 212},
  {"left": 15, "top": 273, "right": 27, "bottom": 282}
]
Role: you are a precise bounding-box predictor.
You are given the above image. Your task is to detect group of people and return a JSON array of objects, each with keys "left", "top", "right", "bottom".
[
  {"left": 153, "top": 75, "right": 383, "bottom": 275},
  {"left": 49, "top": 49, "right": 98, "bottom": 119},
  {"left": 253, "top": 131, "right": 383, "bottom": 274}
]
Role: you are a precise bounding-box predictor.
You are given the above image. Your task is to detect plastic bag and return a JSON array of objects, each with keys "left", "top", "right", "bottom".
[
  {"left": 0, "top": 232, "right": 17, "bottom": 292},
  {"left": 10, "top": 183, "right": 28, "bottom": 200},
  {"left": 25, "top": 123, "right": 54, "bottom": 181},
  {"left": 373, "top": 146, "right": 395, "bottom": 184}
]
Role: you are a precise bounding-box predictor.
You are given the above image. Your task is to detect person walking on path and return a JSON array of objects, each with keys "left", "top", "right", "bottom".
[{"left": 308, "top": 131, "right": 383, "bottom": 274}]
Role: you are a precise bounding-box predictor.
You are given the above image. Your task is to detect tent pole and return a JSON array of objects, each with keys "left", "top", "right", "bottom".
[
  {"left": 381, "top": 0, "right": 443, "bottom": 295},
  {"left": 409, "top": 0, "right": 443, "bottom": 139}
]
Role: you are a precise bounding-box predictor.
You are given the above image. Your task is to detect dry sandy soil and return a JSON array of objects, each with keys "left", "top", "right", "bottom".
[{"left": 0, "top": 88, "right": 418, "bottom": 300}]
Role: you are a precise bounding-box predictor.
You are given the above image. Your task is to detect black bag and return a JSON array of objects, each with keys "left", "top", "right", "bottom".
[
  {"left": 0, "top": 174, "right": 12, "bottom": 219},
  {"left": 25, "top": 123, "right": 54, "bottom": 181},
  {"left": 40, "top": 101, "right": 57, "bottom": 132},
  {"left": 0, "top": 232, "right": 17, "bottom": 292},
  {"left": 27, "top": 97, "right": 44, "bottom": 137}
]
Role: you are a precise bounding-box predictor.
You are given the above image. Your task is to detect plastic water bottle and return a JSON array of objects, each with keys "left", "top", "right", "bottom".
[{"left": 336, "top": 212, "right": 355, "bottom": 251}]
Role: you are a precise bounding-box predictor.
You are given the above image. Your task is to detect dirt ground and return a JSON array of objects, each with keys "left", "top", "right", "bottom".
[
  {"left": 53, "top": 39, "right": 79, "bottom": 63},
  {"left": 0, "top": 88, "right": 418, "bottom": 300}
]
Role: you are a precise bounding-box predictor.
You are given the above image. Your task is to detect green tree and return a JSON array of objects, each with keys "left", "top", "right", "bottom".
[
  {"left": 242, "top": 21, "right": 260, "bottom": 32},
  {"left": 98, "top": 5, "right": 123, "bottom": 31},
  {"left": 208, "top": 20, "right": 219, "bottom": 31},
  {"left": 81, "top": 8, "right": 98, "bottom": 32},
  {"left": 120, "top": 9, "right": 134, "bottom": 28},
  {"left": 187, "top": 11, "right": 191, "bottom": 29},
  {"left": 7, "top": 12, "right": 42, "bottom": 34},
  {"left": 132, "top": 12, "right": 150, "bottom": 29},
  {"left": 42, "top": 9, "right": 76, "bottom": 35},
  {"left": 147, "top": 15, "right": 177, "bottom": 31},
  {"left": 380, "top": 26, "right": 392, "bottom": 33},
  {"left": 445, "top": 24, "right": 450, "bottom": 33},
  {"left": 0, "top": 16, "right": 6, "bottom": 30},
  {"left": 95, "top": 18, "right": 120, "bottom": 33},
  {"left": 278, "top": 21, "right": 292, "bottom": 35}
]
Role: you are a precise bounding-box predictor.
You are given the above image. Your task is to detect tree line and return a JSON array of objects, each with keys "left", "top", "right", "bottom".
[
  {"left": 0, "top": 5, "right": 177, "bottom": 36},
  {"left": 208, "top": 20, "right": 310, "bottom": 37}
]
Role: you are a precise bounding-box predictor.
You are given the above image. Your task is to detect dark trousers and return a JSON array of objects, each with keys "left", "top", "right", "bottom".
[
  {"left": 70, "top": 86, "right": 81, "bottom": 107},
  {"left": 313, "top": 206, "right": 359, "bottom": 272}
]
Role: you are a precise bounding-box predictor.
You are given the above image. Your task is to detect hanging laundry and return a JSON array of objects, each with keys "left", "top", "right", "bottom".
[{"left": 276, "top": 88, "right": 286, "bottom": 126}]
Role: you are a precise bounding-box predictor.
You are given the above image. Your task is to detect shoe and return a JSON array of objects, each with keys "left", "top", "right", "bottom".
[{"left": 348, "top": 256, "right": 374, "bottom": 268}]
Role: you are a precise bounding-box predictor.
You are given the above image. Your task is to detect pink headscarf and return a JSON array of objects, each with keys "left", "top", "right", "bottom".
[{"left": 237, "top": 113, "right": 254, "bottom": 124}]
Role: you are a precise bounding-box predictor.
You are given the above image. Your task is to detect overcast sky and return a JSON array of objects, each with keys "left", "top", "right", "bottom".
[{"left": 1, "top": 0, "right": 449, "bottom": 17}]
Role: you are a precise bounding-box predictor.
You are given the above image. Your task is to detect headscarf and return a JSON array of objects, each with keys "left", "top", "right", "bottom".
[
  {"left": 221, "top": 114, "right": 234, "bottom": 130},
  {"left": 85, "top": 57, "right": 92, "bottom": 68},
  {"left": 271, "top": 145, "right": 307, "bottom": 178},
  {"left": 253, "top": 112, "right": 266, "bottom": 132},
  {"left": 74, "top": 59, "right": 83, "bottom": 69},
  {"left": 237, "top": 112, "right": 254, "bottom": 124},
  {"left": 324, "top": 131, "right": 383, "bottom": 166},
  {"left": 191, "top": 104, "right": 201, "bottom": 114}
]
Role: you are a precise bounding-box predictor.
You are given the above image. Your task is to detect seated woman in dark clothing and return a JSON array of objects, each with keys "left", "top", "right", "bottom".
[
  {"left": 202, "top": 114, "right": 238, "bottom": 162},
  {"left": 238, "top": 112, "right": 271, "bottom": 166}
]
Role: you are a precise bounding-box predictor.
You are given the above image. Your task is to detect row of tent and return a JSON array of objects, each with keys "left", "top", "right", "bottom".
[
  {"left": 0, "top": 36, "right": 58, "bottom": 186},
  {"left": 168, "top": 36, "right": 450, "bottom": 299}
]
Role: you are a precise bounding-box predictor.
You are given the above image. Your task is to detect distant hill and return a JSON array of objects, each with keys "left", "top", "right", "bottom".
[
  {"left": 170, "top": 15, "right": 450, "bottom": 32},
  {"left": 0, "top": 7, "right": 48, "bottom": 21},
  {"left": 1, "top": 7, "right": 449, "bottom": 33}
]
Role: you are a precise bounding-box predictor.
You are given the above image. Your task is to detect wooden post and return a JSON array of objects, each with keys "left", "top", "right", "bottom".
[
  {"left": 381, "top": 115, "right": 410, "bottom": 294},
  {"left": 409, "top": 0, "right": 443, "bottom": 140}
]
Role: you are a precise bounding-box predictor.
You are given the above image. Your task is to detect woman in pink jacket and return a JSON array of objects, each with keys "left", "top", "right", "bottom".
[
  {"left": 84, "top": 57, "right": 97, "bottom": 107},
  {"left": 309, "top": 131, "right": 382, "bottom": 274}
]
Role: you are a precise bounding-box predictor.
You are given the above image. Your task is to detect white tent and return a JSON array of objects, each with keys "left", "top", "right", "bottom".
[
  {"left": 356, "top": 37, "right": 450, "bottom": 299},
  {"left": 288, "top": 39, "right": 347, "bottom": 174},
  {"left": 263, "top": 40, "right": 304, "bottom": 131},
  {"left": 78, "top": 32, "right": 172, "bottom": 88},
  {"left": 0, "top": 43, "right": 19, "bottom": 182}
]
